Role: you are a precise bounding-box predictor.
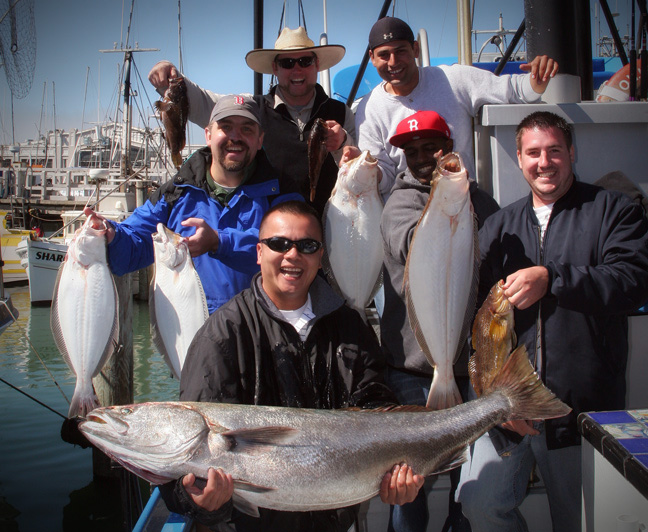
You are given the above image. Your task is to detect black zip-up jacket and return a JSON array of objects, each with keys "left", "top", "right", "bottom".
[
  {"left": 160, "top": 274, "right": 396, "bottom": 531},
  {"left": 479, "top": 179, "right": 648, "bottom": 450}
]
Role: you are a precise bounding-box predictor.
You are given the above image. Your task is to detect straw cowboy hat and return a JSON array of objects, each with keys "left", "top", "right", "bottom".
[{"left": 245, "top": 26, "right": 345, "bottom": 74}]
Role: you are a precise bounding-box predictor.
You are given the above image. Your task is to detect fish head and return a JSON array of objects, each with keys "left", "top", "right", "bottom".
[
  {"left": 430, "top": 152, "right": 470, "bottom": 217},
  {"left": 80, "top": 402, "right": 210, "bottom": 484},
  {"left": 339, "top": 150, "right": 380, "bottom": 195},
  {"left": 152, "top": 223, "right": 189, "bottom": 269},
  {"left": 165, "top": 77, "right": 188, "bottom": 103},
  {"left": 67, "top": 216, "right": 109, "bottom": 266}
]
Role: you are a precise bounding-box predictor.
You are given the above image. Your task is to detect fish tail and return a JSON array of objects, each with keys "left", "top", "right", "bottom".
[
  {"left": 490, "top": 345, "right": 571, "bottom": 421},
  {"left": 68, "top": 390, "right": 101, "bottom": 419},
  {"left": 426, "top": 372, "right": 463, "bottom": 410},
  {"left": 172, "top": 152, "right": 183, "bottom": 169}
]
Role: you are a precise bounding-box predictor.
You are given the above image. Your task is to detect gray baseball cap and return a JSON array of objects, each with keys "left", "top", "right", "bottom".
[{"left": 209, "top": 95, "right": 261, "bottom": 125}]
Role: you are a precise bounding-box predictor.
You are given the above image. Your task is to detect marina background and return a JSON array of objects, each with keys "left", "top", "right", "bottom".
[{"left": 1, "top": 0, "right": 634, "bottom": 146}]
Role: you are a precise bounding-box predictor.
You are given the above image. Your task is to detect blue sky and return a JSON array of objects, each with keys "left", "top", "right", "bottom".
[{"left": 0, "top": 0, "right": 633, "bottom": 144}]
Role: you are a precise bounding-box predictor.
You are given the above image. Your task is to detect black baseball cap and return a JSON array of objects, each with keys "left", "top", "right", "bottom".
[{"left": 368, "top": 17, "right": 415, "bottom": 50}]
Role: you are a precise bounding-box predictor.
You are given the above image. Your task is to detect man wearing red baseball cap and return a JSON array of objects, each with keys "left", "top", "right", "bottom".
[{"left": 380, "top": 110, "right": 499, "bottom": 532}]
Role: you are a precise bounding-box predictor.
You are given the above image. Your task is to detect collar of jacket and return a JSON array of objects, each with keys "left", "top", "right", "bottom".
[
  {"left": 524, "top": 173, "right": 579, "bottom": 224},
  {"left": 251, "top": 271, "right": 345, "bottom": 323},
  {"left": 262, "top": 83, "right": 331, "bottom": 124},
  {"left": 171, "top": 146, "right": 280, "bottom": 192}
]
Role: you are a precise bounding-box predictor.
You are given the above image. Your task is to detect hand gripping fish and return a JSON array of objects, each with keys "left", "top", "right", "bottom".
[
  {"left": 51, "top": 216, "right": 119, "bottom": 418},
  {"left": 150, "top": 224, "right": 209, "bottom": 379},
  {"left": 155, "top": 77, "right": 189, "bottom": 169},
  {"left": 470, "top": 280, "right": 517, "bottom": 397},
  {"left": 307, "top": 118, "right": 329, "bottom": 202},
  {"left": 80, "top": 345, "right": 570, "bottom": 516},
  {"left": 404, "top": 152, "right": 479, "bottom": 410},
  {"left": 323, "top": 151, "right": 383, "bottom": 318}
]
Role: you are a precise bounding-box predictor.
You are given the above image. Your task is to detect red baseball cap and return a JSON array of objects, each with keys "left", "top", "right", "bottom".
[{"left": 389, "top": 111, "right": 451, "bottom": 148}]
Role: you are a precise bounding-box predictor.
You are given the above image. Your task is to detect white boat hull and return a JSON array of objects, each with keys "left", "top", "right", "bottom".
[{"left": 17, "top": 237, "right": 67, "bottom": 305}]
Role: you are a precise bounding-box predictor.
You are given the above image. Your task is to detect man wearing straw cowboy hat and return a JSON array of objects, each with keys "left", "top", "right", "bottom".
[{"left": 149, "top": 27, "right": 355, "bottom": 215}]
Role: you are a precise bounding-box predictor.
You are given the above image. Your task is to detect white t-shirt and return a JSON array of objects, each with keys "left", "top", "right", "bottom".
[{"left": 279, "top": 294, "right": 316, "bottom": 342}]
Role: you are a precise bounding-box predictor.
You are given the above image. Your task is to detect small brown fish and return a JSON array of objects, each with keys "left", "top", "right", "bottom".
[
  {"left": 469, "top": 280, "right": 516, "bottom": 397},
  {"left": 307, "top": 118, "right": 329, "bottom": 202},
  {"left": 155, "top": 77, "right": 189, "bottom": 168}
]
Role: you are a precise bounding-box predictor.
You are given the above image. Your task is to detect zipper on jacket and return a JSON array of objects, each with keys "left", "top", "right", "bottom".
[{"left": 535, "top": 223, "right": 545, "bottom": 379}]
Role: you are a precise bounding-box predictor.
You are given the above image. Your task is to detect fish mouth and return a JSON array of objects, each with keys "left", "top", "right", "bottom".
[{"left": 84, "top": 411, "right": 130, "bottom": 435}]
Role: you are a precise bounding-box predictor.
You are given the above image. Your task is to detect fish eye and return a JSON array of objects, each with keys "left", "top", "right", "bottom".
[{"left": 120, "top": 407, "right": 133, "bottom": 415}]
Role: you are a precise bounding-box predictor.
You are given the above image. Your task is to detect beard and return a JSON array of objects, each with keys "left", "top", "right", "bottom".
[{"left": 217, "top": 142, "right": 251, "bottom": 172}]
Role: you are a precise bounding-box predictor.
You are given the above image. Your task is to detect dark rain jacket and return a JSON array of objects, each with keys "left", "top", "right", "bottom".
[
  {"left": 479, "top": 179, "right": 648, "bottom": 450},
  {"left": 159, "top": 273, "right": 397, "bottom": 531},
  {"left": 106, "top": 147, "right": 302, "bottom": 313},
  {"left": 381, "top": 169, "right": 500, "bottom": 377}
]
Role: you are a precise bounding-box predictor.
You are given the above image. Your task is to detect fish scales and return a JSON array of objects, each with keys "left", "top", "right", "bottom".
[
  {"left": 323, "top": 151, "right": 383, "bottom": 317},
  {"left": 150, "top": 224, "right": 208, "bottom": 379},
  {"left": 155, "top": 77, "right": 189, "bottom": 168},
  {"left": 51, "top": 216, "right": 119, "bottom": 418},
  {"left": 404, "top": 152, "right": 479, "bottom": 410},
  {"left": 307, "top": 118, "right": 329, "bottom": 202},
  {"left": 80, "top": 345, "right": 570, "bottom": 515},
  {"left": 470, "top": 280, "right": 516, "bottom": 396}
]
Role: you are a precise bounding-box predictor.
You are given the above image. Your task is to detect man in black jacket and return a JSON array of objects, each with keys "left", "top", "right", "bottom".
[
  {"left": 149, "top": 27, "right": 354, "bottom": 216},
  {"left": 456, "top": 111, "right": 648, "bottom": 532},
  {"left": 160, "top": 200, "right": 424, "bottom": 531}
]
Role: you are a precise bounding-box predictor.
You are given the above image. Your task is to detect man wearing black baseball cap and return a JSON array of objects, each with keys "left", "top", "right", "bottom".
[
  {"left": 355, "top": 16, "right": 559, "bottom": 201},
  {"left": 380, "top": 110, "right": 500, "bottom": 532},
  {"left": 85, "top": 94, "right": 302, "bottom": 316}
]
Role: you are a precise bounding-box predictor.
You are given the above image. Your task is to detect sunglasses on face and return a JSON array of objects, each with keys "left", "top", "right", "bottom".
[
  {"left": 260, "top": 236, "right": 323, "bottom": 254},
  {"left": 275, "top": 56, "right": 316, "bottom": 69}
]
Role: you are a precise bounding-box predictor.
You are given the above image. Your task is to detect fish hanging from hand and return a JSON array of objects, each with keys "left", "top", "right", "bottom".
[{"left": 155, "top": 77, "right": 189, "bottom": 169}]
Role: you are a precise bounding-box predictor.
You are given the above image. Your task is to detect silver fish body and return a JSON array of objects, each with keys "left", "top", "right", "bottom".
[
  {"left": 404, "top": 152, "right": 479, "bottom": 410},
  {"left": 323, "top": 151, "right": 383, "bottom": 317},
  {"left": 51, "top": 216, "right": 119, "bottom": 418},
  {"left": 150, "top": 224, "right": 208, "bottom": 379},
  {"left": 80, "top": 346, "right": 570, "bottom": 515}
]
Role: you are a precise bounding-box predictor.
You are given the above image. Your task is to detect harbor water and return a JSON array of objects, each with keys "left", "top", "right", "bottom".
[{"left": 0, "top": 284, "right": 179, "bottom": 532}]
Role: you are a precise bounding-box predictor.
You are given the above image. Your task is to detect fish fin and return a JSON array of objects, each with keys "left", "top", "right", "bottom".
[
  {"left": 342, "top": 404, "right": 435, "bottom": 413},
  {"left": 430, "top": 447, "right": 469, "bottom": 475},
  {"left": 171, "top": 152, "right": 183, "bottom": 168},
  {"left": 321, "top": 204, "right": 346, "bottom": 301},
  {"left": 50, "top": 263, "right": 74, "bottom": 371},
  {"left": 149, "top": 271, "right": 180, "bottom": 380},
  {"left": 232, "top": 493, "right": 261, "bottom": 517},
  {"left": 426, "top": 372, "right": 463, "bottom": 410},
  {"left": 489, "top": 345, "right": 571, "bottom": 421},
  {"left": 68, "top": 388, "right": 100, "bottom": 419},
  {"left": 219, "top": 426, "right": 299, "bottom": 454},
  {"left": 233, "top": 479, "right": 275, "bottom": 494}
]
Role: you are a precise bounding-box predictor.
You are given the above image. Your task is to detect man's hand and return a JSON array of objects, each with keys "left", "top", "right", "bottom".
[
  {"left": 520, "top": 55, "right": 559, "bottom": 94},
  {"left": 340, "top": 145, "right": 361, "bottom": 165},
  {"left": 501, "top": 420, "right": 540, "bottom": 436},
  {"left": 183, "top": 468, "right": 234, "bottom": 512},
  {"left": 82, "top": 207, "right": 115, "bottom": 243},
  {"left": 148, "top": 60, "right": 180, "bottom": 92},
  {"left": 324, "top": 120, "right": 347, "bottom": 152},
  {"left": 379, "top": 463, "right": 425, "bottom": 505},
  {"left": 181, "top": 218, "right": 219, "bottom": 257},
  {"left": 502, "top": 266, "right": 549, "bottom": 310}
]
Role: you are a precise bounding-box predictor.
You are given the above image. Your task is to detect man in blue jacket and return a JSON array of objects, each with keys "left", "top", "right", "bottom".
[
  {"left": 456, "top": 111, "right": 648, "bottom": 531},
  {"left": 85, "top": 94, "right": 302, "bottom": 313}
]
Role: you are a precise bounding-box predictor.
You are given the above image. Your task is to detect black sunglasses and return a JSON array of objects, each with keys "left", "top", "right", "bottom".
[
  {"left": 260, "top": 237, "right": 322, "bottom": 254},
  {"left": 275, "top": 56, "right": 316, "bottom": 69}
]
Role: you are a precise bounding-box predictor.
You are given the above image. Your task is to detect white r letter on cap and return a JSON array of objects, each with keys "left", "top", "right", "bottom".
[{"left": 408, "top": 119, "right": 419, "bottom": 131}]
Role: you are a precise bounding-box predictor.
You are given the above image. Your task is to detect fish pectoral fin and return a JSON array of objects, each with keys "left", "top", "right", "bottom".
[
  {"left": 219, "top": 426, "right": 298, "bottom": 454},
  {"left": 430, "top": 447, "right": 469, "bottom": 475},
  {"left": 233, "top": 479, "right": 275, "bottom": 493},
  {"left": 232, "top": 492, "right": 261, "bottom": 517}
]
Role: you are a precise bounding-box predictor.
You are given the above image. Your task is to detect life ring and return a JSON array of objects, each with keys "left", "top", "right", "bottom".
[{"left": 596, "top": 60, "right": 642, "bottom": 102}]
